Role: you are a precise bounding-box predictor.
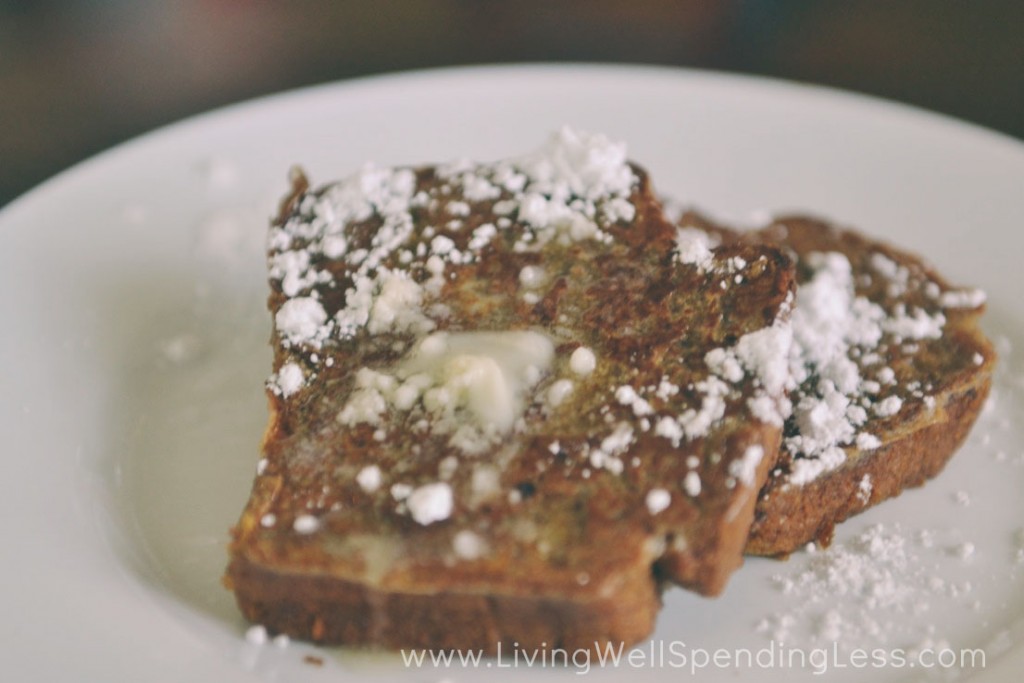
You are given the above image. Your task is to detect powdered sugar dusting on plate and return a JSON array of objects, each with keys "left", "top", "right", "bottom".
[{"left": 757, "top": 523, "right": 983, "bottom": 652}]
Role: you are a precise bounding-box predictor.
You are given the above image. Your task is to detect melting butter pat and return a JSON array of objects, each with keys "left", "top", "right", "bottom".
[{"left": 338, "top": 330, "right": 554, "bottom": 451}]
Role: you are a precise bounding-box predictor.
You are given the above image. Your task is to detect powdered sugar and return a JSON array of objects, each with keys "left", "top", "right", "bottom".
[
  {"left": 674, "top": 227, "right": 715, "bottom": 272},
  {"left": 474, "top": 127, "right": 637, "bottom": 249},
  {"left": 569, "top": 346, "right": 597, "bottom": 376},
  {"left": 546, "top": 379, "right": 574, "bottom": 407},
  {"left": 941, "top": 289, "right": 987, "bottom": 309},
  {"left": 245, "top": 624, "right": 268, "bottom": 645},
  {"left": 882, "top": 304, "right": 945, "bottom": 341},
  {"left": 874, "top": 395, "right": 903, "bottom": 418},
  {"left": 702, "top": 320, "right": 794, "bottom": 431},
  {"left": 707, "top": 320, "right": 794, "bottom": 415},
  {"left": 269, "top": 249, "right": 325, "bottom": 297},
  {"left": 292, "top": 514, "right": 320, "bottom": 534},
  {"left": 728, "top": 445, "right": 765, "bottom": 488},
  {"left": 615, "top": 385, "right": 654, "bottom": 417},
  {"left": 732, "top": 325, "right": 795, "bottom": 397},
  {"left": 675, "top": 376, "right": 731, "bottom": 442},
  {"left": 775, "top": 243, "right": 952, "bottom": 487},
  {"left": 683, "top": 471, "right": 701, "bottom": 497},
  {"left": 334, "top": 268, "right": 433, "bottom": 340},
  {"left": 758, "top": 524, "right": 979, "bottom": 650},
  {"left": 855, "top": 432, "right": 881, "bottom": 450},
  {"left": 275, "top": 297, "right": 329, "bottom": 348},
  {"left": 645, "top": 488, "right": 672, "bottom": 515},
  {"left": 356, "top": 465, "right": 383, "bottom": 493},
  {"left": 271, "top": 362, "right": 305, "bottom": 398},
  {"left": 587, "top": 422, "right": 634, "bottom": 475},
  {"left": 407, "top": 482, "right": 454, "bottom": 525},
  {"left": 857, "top": 473, "right": 873, "bottom": 503},
  {"left": 515, "top": 126, "right": 635, "bottom": 203},
  {"left": 452, "top": 529, "right": 487, "bottom": 560}
]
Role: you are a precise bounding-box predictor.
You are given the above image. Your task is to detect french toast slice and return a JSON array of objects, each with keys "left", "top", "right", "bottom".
[
  {"left": 225, "top": 129, "right": 796, "bottom": 652},
  {"left": 676, "top": 211, "right": 995, "bottom": 557}
]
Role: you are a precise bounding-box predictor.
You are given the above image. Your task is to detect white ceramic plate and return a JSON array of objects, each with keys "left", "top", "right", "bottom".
[{"left": 2, "top": 65, "right": 1022, "bottom": 683}]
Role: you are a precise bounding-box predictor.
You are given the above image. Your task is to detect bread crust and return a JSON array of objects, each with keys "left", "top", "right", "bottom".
[
  {"left": 747, "top": 365, "right": 990, "bottom": 556},
  {"left": 226, "top": 551, "right": 660, "bottom": 654}
]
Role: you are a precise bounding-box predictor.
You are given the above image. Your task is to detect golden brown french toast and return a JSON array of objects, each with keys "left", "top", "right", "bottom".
[{"left": 225, "top": 129, "right": 796, "bottom": 652}]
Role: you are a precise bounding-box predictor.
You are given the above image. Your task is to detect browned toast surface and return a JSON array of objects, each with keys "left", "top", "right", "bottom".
[
  {"left": 676, "top": 211, "right": 995, "bottom": 557},
  {"left": 225, "top": 130, "right": 796, "bottom": 651}
]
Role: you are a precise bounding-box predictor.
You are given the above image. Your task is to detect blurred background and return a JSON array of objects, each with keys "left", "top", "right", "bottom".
[{"left": 2, "top": 0, "right": 1021, "bottom": 208}]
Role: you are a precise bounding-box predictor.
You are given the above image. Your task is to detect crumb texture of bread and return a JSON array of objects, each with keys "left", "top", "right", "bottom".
[
  {"left": 674, "top": 211, "right": 995, "bottom": 557},
  {"left": 226, "top": 129, "right": 797, "bottom": 650}
]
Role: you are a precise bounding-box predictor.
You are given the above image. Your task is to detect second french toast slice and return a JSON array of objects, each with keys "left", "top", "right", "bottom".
[{"left": 676, "top": 210, "right": 995, "bottom": 557}]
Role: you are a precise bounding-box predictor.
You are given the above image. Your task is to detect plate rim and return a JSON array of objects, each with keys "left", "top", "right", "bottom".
[{"left": 4, "top": 61, "right": 1023, "bottom": 219}]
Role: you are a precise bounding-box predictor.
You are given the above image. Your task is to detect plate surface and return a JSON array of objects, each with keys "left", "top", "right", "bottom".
[{"left": 1, "top": 65, "right": 1023, "bottom": 682}]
